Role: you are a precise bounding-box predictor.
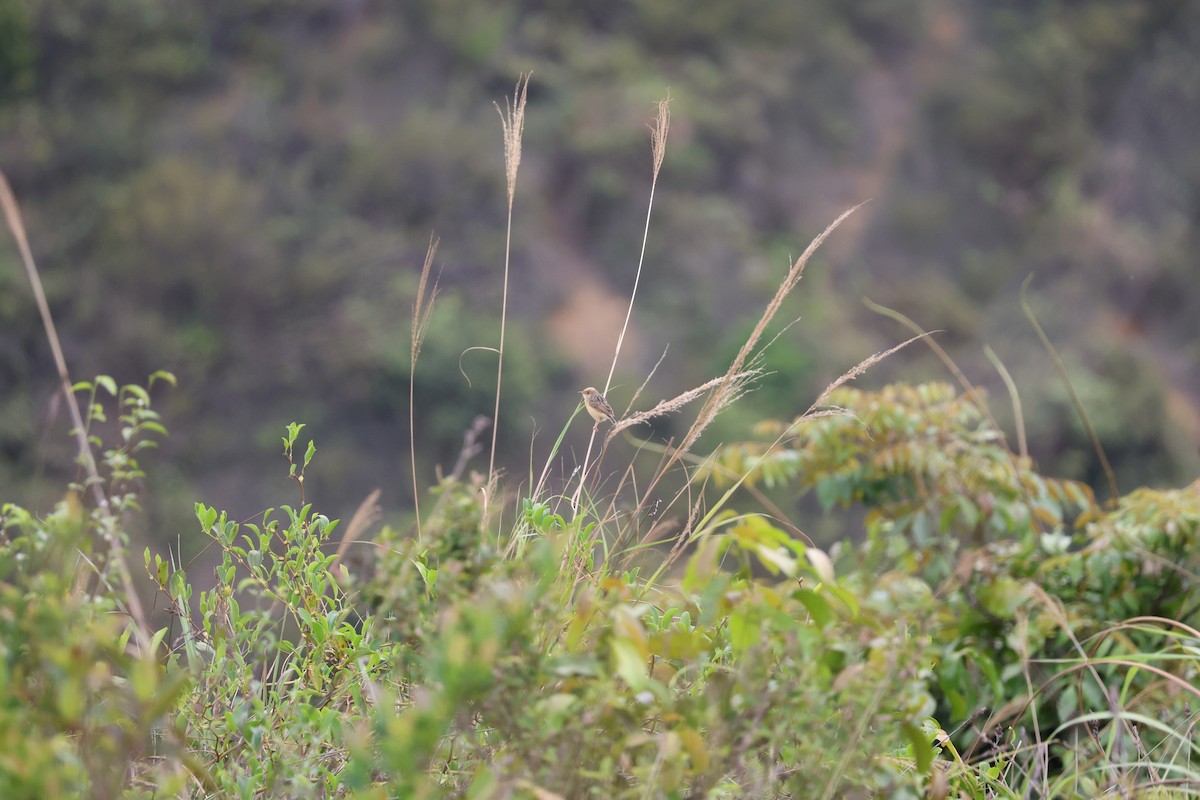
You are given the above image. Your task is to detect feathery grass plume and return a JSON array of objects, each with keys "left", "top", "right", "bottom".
[
  {"left": 626, "top": 204, "right": 865, "bottom": 541},
  {"left": 409, "top": 236, "right": 440, "bottom": 541},
  {"left": 487, "top": 72, "right": 530, "bottom": 486},
  {"left": 571, "top": 93, "right": 671, "bottom": 515},
  {"left": 651, "top": 93, "right": 670, "bottom": 176},
  {"left": 679, "top": 203, "right": 866, "bottom": 464},
  {"left": 497, "top": 73, "right": 529, "bottom": 208},
  {"left": 808, "top": 332, "right": 931, "bottom": 411},
  {"left": 0, "top": 169, "right": 152, "bottom": 650},
  {"left": 609, "top": 369, "right": 762, "bottom": 439}
]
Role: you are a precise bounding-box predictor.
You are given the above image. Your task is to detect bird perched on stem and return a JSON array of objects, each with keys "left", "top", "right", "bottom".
[{"left": 580, "top": 387, "right": 616, "bottom": 431}]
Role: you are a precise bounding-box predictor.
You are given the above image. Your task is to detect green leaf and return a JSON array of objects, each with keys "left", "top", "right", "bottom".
[
  {"left": 901, "top": 720, "right": 933, "bottom": 774},
  {"left": 978, "top": 576, "right": 1027, "bottom": 619},
  {"left": 465, "top": 768, "right": 499, "bottom": 800},
  {"left": 284, "top": 422, "right": 305, "bottom": 451},
  {"left": 611, "top": 637, "right": 649, "bottom": 690},
  {"left": 824, "top": 583, "right": 860, "bottom": 618},
  {"left": 728, "top": 607, "right": 758, "bottom": 655},
  {"left": 794, "top": 588, "right": 834, "bottom": 627},
  {"left": 140, "top": 421, "right": 168, "bottom": 437},
  {"left": 124, "top": 384, "right": 150, "bottom": 403}
]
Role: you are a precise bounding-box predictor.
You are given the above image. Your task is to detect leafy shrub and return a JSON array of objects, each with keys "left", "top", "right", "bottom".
[
  {"left": 711, "top": 381, "right": 1200, "bottom": 795},
  {"left": 0, "top": 374, "right": 186, "bottom": 798}
]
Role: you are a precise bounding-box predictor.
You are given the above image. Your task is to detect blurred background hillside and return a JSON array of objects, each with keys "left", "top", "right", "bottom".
[{"left": 2, "top": 0, "right": 1199, "bottom": 544}]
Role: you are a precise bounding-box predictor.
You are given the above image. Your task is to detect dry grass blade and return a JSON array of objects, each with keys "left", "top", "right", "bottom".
[
  {"left": 623, "top": 345, "right": 669, "bottom": 417},
  {"left": 572, "top": 92, "right": 671, "bottom": 515},
  {"left": 0, "top": 168, "right": 152, "bottom": 650},
  {"left": 410, "top": 236, "right": 441, "bottom": 540},
  {"left": 450, "top": 415, "right": 491, "bottom": 482},
  {"left": 1020, "top": 275, "right": 1119, "bottom": 503},
  {"left": 863, "top": 297, "right": 999, "bottom": 438},
  {"left": 984, "top": 344, "right": 1028, "bottom": 460}
]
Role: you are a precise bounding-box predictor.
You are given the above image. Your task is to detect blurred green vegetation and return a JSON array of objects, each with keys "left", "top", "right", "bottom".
[{"left": 3, "top": 0, "right": 1199, "bottom": 546}]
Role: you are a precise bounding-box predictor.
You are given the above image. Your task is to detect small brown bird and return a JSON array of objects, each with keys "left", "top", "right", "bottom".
[{"left": 580, "top": 386, "right": 616, "bottom": 430}]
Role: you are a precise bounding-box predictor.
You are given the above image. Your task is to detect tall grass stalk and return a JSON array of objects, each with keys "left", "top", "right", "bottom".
[
  {"left": 604, "top": 95, "right": 670, "bottom": 395},
  {"left": 571, "top": 95, "right": 671, "bottom": 515},
  {"left": 488, "top": 74, "right": 530, "bottom": 486},
  {"left": 0, "top": 169, "right": 152, "bottom": 651}
]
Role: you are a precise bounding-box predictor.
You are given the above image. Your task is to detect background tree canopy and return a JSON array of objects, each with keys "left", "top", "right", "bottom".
[{"left": 2, "top": 0, "right": 1199, "bottom": 540}]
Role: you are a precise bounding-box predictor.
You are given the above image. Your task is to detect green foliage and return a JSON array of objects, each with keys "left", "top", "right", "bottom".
[
  {"left": 0, "top": 505, "right": 192, "bottom": 798},
  {"left": 0, "top": 375, "right": 185, "bottom": 798},
  {"left": 349, "top": 498, "right": 942, "bottom": 798},
  {"left": 2, "top": 370, "right": 1199, "bottom": 797},
  {"left": 711, "top": 381, "right": 1200, "bottom": 795},
  {"left": 710, "top": 382, "right": 1094, "bottom": 577},
  {"left": 143, "top": 425, "right": 400, "bottom": 797}
]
